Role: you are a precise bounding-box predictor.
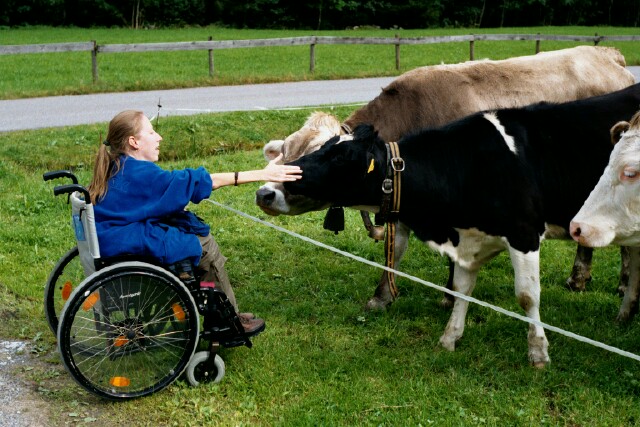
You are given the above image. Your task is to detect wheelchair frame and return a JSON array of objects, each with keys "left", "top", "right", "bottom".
[{"left": 44, "top": 170, "right": 262, "bottom": 400}]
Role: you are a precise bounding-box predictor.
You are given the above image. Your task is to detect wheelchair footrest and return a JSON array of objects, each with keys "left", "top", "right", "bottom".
[{"left": 197, "top": 287, "right": 253, "bottom": 348}]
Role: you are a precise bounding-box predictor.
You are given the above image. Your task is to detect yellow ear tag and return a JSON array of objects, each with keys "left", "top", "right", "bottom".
[{"left": 367, "top": 159, "right": 375, "bottom": 173}]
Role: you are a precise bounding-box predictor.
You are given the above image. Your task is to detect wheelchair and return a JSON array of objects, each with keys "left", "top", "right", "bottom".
[{"left": 44, "top": 170, "right": 263, "bottom": 400}]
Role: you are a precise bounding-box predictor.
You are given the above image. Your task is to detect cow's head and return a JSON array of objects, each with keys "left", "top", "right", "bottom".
[
  {"left": 570, "top": 110, "right": 640, "bottom": 247},
  {"left": 280, "top": 125, "right": 387, "bottom": 214},
  {"left": 256, "top": 111, "right": 346, "bottom": 215}
]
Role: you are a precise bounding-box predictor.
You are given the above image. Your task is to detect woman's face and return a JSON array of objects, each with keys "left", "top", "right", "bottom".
[{"left": 129, "top": 116, "right": 162, "bottom": 162}]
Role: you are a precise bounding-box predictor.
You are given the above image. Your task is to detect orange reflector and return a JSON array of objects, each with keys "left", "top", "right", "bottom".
[
  {"left": 61, "top": 281, "right": 73, "bottom": 301},
  {"left": 82, "top": 292, "right": 100, "bottom": 311},
  {"left": 172, "top": 303, "right": 186, "bottom": 322},
  {"left": 109, "top": 376, "right": 131, "bottom": 388},
  {"left": 114, "top": 336, "right": 129, "bottom": 347}
]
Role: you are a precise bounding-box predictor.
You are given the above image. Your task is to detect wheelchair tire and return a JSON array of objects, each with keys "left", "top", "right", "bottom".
[
  {"left": 185, "top": 351, "right": 225, "bottom": 386},
  {"left": 58, "top": 261, "right": 199, "bottom": 400},
  {"left": 44, "top": 246, "right": 82, "bottom": 334}
]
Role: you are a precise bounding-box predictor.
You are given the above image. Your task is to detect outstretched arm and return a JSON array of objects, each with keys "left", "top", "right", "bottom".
[{"left": 211, "top": 153, "right": 302, "bottom": 189}]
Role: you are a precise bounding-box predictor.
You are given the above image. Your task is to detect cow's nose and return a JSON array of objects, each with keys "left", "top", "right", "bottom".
[
  {"left": 256, "top": 187, "right": 276, "bottom": 206},
  {"left": 570, "top": 221, "right": 585, "bottom": 242}
]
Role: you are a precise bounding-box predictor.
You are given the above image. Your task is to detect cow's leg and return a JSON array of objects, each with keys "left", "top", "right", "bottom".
[
  {"left": 366, "top": 221, "right": 410, "bottom": 311},
  {"left": 439, "top": 262, "right": 480, "bottom": 351},
  {"left": 618, "top": 246, "right": 630, "bottom": 297},
  {"left": 439, "top": 240, "right": 503, "bottom": 351},
  {"left": 617, "top": 246, "right": 640, "bottom": 322},
  {"left": 565, "top": 245, "right": 593, "bottom": 291},
  {"left": 508, "top": 246, "right": 549, "bottom": 368},
  {"left": 439, "top": 259, "right": 455, "bottom": 309}
]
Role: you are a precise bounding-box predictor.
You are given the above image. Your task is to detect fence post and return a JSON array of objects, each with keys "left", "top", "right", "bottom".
[
  {"left": 535, "top": 33, "right": 540, "bottom": 54},
  {"left": 594, "top": 33, "right": 600, "bottom": 46},
  {"left": 91, "top": 40, "right": 98, "bottom": 83},
  {"left": 310, "top": 36, "right": 316, "bottom": 73},
  {"left": 395, "top": 34, "right": 400, "bottom": 70},
  {"left": 208, "top": 36, "right": 214, "bottom": 77},
  {"left": 469, "top": 36, "right": 475, "bottom": 61}
]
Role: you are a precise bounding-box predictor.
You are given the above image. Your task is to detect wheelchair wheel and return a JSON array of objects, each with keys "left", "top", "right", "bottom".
[
  {"left": 58, "top": 261, "right": 199, "bottom": 400},
  {"left": 44, "top": 246, "right": 83, "bottom": 334},
  {"left": 185, "top": 351, "right": 225, "bottom": 386}
]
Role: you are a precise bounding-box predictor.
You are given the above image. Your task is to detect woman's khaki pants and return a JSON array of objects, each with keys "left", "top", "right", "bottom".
[{"left": 197, "top": 233, "right": 238, "bottom": 311}]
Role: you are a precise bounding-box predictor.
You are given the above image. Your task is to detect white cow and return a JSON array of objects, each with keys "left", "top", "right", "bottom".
[{"left": 570, "top": 110, "right": 640, "bottom": 321}]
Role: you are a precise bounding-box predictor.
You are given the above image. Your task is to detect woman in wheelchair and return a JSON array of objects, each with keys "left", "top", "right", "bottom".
[{"left": 87, "top": 109, "right": 302, "bottom": 334}]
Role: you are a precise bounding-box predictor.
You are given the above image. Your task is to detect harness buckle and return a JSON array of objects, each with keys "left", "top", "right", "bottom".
[
  {"left": 381, "top": 178, "right": 393, "bottom": 194},
  {"left": 391, "top": 157, "right": 405, "bottom": 172}
]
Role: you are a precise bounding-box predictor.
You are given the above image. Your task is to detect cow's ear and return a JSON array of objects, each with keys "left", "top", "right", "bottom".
[
  {"left": 610, "top": 121, "right": 630, "bottom": 146},
  {"left": 353, "top": 124, "right": 378, "bottom": 141},
  {"left": 263, "top": 139, "right": 285, "bottom": 161}
]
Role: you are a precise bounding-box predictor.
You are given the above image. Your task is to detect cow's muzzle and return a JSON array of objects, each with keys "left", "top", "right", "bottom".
[{"left": 256, "top": 187, "right": 276, "bottom": 207}]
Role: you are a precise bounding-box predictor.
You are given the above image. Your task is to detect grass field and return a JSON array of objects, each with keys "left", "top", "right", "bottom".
[
  {"left": 1, "top": 25, "right": 639, "bottom": 99},
  {"left": 1, "top": 106, "right": 640, "bottom": 425},
  {"left": 1, "top": 26, "right": 640, "bottom": 426}
]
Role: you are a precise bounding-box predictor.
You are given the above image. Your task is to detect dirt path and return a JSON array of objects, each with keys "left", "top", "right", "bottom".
[{"left": 0, "top": 341, "right": 54, "bottom": 427}]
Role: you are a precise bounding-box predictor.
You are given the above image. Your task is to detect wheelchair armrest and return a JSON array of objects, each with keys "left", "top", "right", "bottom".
[{"left": 94, "top": 255, "right": 160, "bottom": 270}]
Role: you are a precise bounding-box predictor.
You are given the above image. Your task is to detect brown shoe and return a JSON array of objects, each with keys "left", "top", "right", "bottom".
[
  {"left": 238, "top": 313, "right": 265, "bottom": 335},
  {"left": 237, "top": 312, "right": 255, "bottom": 320}
]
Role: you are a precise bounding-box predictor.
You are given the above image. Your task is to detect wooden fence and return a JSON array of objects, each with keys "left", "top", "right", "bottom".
[{"left": 1, "top": 34, "right": 638, "bottom": 83}]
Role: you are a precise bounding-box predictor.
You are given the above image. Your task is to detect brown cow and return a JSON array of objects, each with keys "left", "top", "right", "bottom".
[{"left": 256, "top": 46, "right": 636, "bottom": 310}]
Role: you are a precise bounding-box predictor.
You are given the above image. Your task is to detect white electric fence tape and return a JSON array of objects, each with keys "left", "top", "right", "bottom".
[{"left": 205, "top": 199, "right": 640, "bottom": 363}]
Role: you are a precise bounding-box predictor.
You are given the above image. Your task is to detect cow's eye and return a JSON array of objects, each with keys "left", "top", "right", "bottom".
[{"left": 621, "top": 167, "right": 640, "bottom": 181}]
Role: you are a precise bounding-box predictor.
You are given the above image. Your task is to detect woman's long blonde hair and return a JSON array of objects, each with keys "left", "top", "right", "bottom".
[{"left": 88, "top": 110, "right": 145, "bottom": 203}]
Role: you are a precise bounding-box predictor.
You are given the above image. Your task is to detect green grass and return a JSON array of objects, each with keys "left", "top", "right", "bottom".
[
  {"left": 1, "top": 25, "right": 639, "bottom": 99},
  {"left": 1, "top": 109, "right": 639, "bottom": 426}
]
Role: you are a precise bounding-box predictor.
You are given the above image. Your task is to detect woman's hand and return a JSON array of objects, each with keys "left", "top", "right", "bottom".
[
  {"left": 262, "top": 153, "right": 302, "bottom": 182},
  {"left": 211, "top": 153, "right": 302, "bottom": 189}
]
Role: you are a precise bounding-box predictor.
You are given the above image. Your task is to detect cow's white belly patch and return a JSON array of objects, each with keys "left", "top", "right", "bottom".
[
  {"left": 428, "top": 228, "right": 508, "bottom": 270},
  {"left": 484, "top": 112, "right": 517, "bottom": 154}
]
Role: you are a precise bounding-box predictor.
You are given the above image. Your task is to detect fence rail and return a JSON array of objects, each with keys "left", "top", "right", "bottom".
[{"left": 1, "top": 34, "right": 638, "bottom": 82}]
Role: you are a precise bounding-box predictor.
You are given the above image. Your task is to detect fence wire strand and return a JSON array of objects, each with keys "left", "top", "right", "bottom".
[{"left": 205, "top": 199, "right": 640, "bottom": 363}]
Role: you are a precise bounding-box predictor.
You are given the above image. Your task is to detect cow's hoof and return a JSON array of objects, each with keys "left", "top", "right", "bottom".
[
  {"left": 616, "top": 310, "right": 633, "bottom": 323},
  {"left": 439, "top": 297, "right": 454, "bottom": 309},
  {"left": 364, "top": 297, "right": 390, "bottom": 312},
  {"left": 439, "top": 335, "right": 456, "bottom": 352},
  {"left": 617, "top": 284, "right": 627, "bottom": 297},
  {"left": 528, "top": 353, "right": 550, "bottom": 368},
  {"left": 565, "top": 276, "right": 588, "bottom": 292}
]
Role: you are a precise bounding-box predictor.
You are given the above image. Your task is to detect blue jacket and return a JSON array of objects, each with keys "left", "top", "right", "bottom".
[{"left": 94, "top": 156, "right": 213, "bottom": 265}]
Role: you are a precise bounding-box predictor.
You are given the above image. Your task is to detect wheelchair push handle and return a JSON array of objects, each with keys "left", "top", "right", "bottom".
[
  {"left": 43, "top": 170, "right": 91, "bottom": 204},
  {"left": 53, "top": 184, "right": 92, "bottom": 205},
  {"left": 43, "top": 170, "right": 78, "bottom": 184}
]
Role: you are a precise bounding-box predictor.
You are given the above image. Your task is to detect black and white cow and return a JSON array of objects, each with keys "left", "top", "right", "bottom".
[{"left": 281, "top": 83, "right": 640, "bottom": 366}]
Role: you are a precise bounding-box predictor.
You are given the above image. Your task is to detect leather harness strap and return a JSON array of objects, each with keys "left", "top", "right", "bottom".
[
  {"left": 340, "top": 123, "right": 353, "bottom": 135},
  {"left": 376, "top": 141, "right": 404, "bottom": 225},
  {"left": 379, "top": 141, "right": 404, "bottom": 299}
]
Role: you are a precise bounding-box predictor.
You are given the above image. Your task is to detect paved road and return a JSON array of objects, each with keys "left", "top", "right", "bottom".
[
  {"left": 1, "top": 67, "right": 639, "bottom": 132},
  {"left": 0, "top": 78, "right": 395, "bottom": 132}
]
